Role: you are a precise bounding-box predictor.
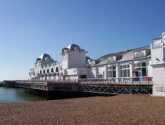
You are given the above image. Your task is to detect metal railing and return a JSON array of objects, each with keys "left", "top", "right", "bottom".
[
  {"left": 15, "top": 79, "right": 79, "bottom": 84},
  {"left": 16, "top": 77, "right": 153, "bottom": 85},
  {"left": 79, "top": 77, "right": 153, "bottom": 85}
]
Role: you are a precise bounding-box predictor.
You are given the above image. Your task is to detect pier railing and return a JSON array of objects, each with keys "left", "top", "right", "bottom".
[
  {"left": 16, "top": 79, "right": 78, "bottom": 84},
  {"left": 15, "top": 77, "right": 152, "bottom": 85},
  {"left": 79, "top": 77, "right": 153, "bottom": 85}
]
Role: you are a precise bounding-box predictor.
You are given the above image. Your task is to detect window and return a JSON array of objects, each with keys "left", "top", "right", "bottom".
[
  {"left": 107, "top": 65, "right": 116, "bottom": 78},
  {"left": 80, "top": 75, "right": 87, "bottom": 79},
  {"left": 43, "top": 70, "right": 45, "bottom": 74},
  {"left": 134, "top": 62, "right": 147, "bottom": 77},
  {"left": 116, "top": 55, "right": 122, "bottom": 60},
  {"left": 56, "top": 67, "right": 59, "bottom": 72},
  {"left": 119, "top": 64, "right": 130, "bottom": 77},
  {"left": 51, "top": 68, "right": 54, "bottom": 73},
  {"left": 40, "top": 70, "right": 42, "bottom": 74},
  {"left": 47, "top": 69, "right": 49, "bottom": 73}
]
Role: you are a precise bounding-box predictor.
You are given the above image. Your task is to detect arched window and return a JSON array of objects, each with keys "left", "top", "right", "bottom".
[
  {"left": 43, "top": 70, "right": 45, "bottom": 74},
  {"left": 51, "top": 68, "right": 54, "bottom": 73},
  {"left": 47, "top": 69, "right": 49, "bottom": 73},
  {"left": 56, "top": 67, "right": 59, "bottom": 72},
  {"left": 40, "top": 70, "right": 42, "bottom": 74}
]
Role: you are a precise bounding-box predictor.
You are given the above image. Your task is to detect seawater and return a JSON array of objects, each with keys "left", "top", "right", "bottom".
[
  {"left": 0, "top": 87, "right": 94, "bottom": 102},
  {"left": 0, "top": 87, "right": 47, "bottom": 102}
]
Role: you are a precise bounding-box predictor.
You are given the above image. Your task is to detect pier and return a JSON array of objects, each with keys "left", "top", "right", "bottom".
[{"left": 3, "top": 78, "right": 153, "bottom": 95}]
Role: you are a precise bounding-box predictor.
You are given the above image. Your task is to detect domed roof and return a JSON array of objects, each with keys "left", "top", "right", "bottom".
[
  {"left": 35, "top": 53, "right": 56, "bottom": 64},
  {"left": 67, "top": 44, "right": 80, "bottom": 50},
  {"left": 39, "top": 53, "right": 51, "bottom": 60}
]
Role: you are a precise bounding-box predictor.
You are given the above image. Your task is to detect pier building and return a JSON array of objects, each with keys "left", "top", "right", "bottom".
[{"left": 29, "top": 32, "right": 165, "bottom": 96}]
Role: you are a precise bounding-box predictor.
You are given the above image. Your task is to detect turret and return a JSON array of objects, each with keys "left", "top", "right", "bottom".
[
  {"left": 151, "top": 32, "right": 165, "bottom": 96},
  {"left": 61, "top": 44, "right": 87, "bottom": 69},
  {"left": 151, "top": 32, "right": 165, "bottom": 66}
]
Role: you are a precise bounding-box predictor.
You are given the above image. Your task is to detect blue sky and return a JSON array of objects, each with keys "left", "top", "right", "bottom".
[{"left": 0, "top": 0, "right": 165, "bottom": 80}]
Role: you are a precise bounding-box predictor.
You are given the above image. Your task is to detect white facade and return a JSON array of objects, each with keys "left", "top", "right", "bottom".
[
  {"left": 151, "top": 32, "right": 165, "bottom": 96},
  {"left": 90, "top": 49, "right": 151, "bottom": 82},
  {"left": 61, "top": 44, "right": 89, "bottom": 80},
  {"left": 61, "top": 44, "right": 87, "bottom": 69},
  {"left": 29, "top": 44, "right": 89, "bottom": 81},
  {"left": 29, "top": 32, "right": 165, "bottom": 96},
  {"left": 29, "top": 53, "right": 61, "bottom": 81}
]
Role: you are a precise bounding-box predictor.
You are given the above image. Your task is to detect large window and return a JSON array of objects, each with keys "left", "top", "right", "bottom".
[
  {"left": 134, "top": 62, "right": 147, "bottom": 77},
  {"left": 119, "top": 64, "right": 130, "bottom": 77},
  {"left": 107, "top": 65, "right": 116, "bottom": 78}
]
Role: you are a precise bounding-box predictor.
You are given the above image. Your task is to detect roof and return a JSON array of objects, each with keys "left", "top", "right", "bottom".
[
  {"left": 35, "top": 53, "right": 56, "bottom": 65},
  {"left": 67, "top": 44, "right": 80, "bottom": 50},
  {"left": 39, "top": 53, "right": 50, "bottom": 60},
  {"left": 96, "top": 45, "right": 150, "bottom": 63}
]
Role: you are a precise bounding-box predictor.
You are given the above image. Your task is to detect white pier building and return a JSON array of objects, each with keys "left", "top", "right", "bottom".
[{"left": 29, "top": 32, "right": 165, "bottom": 96}]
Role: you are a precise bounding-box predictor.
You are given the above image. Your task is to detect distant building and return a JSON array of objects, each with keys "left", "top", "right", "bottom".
[{"left": 29, "top": 32, "right": 165, "bottom": 96}]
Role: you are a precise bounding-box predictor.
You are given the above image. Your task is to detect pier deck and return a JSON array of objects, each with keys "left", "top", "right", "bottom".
[{"left": 3, "top": 79, "right": 153, "bottom": 94}]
